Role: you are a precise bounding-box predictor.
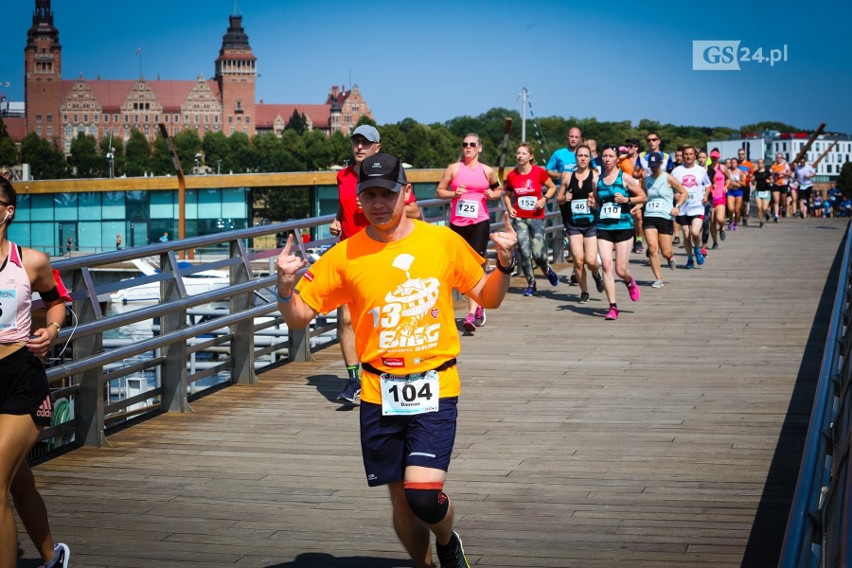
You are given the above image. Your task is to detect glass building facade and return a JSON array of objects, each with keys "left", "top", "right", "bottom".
[{"left": 8, "top": 187, "right": 250, "bottom": 257}]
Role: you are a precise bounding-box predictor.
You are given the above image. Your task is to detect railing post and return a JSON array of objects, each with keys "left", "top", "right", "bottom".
[
  {"left": 288, "top": 324, "right": 316, "bottom": 362},
  {"left": 73, "top": 268, "right": 109, "bottom": 447},
  {"left": 159, "top": 251, "right": 191, "bottom": 412},
  {"left": 230, "top": 240, "right": 257, "bottom": 384}
]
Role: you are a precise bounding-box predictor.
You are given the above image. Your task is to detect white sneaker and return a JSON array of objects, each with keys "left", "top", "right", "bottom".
[{"left": 651, "top": 279, "right": 664, "bottom": 288}]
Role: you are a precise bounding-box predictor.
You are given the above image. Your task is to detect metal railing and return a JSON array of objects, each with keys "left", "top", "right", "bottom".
[
  {"left": 33, "top": 198, "right": 564, "bottom": 457},
  {"left": 779, "top": 221, "right": 852, "bottom": 567}
]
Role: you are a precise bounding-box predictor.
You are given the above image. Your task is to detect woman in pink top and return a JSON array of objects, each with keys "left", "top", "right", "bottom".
[
  {"left": 436, "top": 133, "right": 501, "bottom": 332},
  {"left": 0, "top": 175, "right": 71, "bottom": 568},
  {"left": 704, "top": 149, "right": 729, "bottom": 249}
]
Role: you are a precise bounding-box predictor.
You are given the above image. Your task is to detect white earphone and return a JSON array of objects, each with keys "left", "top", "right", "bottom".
[{"left": 2, "top": 211, "right": 9, "bottom": 223}]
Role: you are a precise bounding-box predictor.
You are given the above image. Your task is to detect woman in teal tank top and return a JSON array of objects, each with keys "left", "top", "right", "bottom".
[
  {"left": 589, "top": 146, "right": 646, "bottom": 320},
  {"left": 641, "top": 153, "right": 688, "bottom": 288}
]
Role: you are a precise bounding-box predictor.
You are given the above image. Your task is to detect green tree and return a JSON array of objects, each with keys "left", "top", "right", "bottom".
[
  {"left": 740, "top": 121, "right": 802, "bottom": 134},
  {"left": 300, "top": 129, "right": 334, "bottom": 170},
  {"left": 285, "top": 110, "right": 309, "bottom": 135},
  {"left": 68, "top": 133, "right": 105, "bottom": 177},
  {"left": 173, "top": 129, "right": 203, "bottom": 174},
  {"left": 124, "top": 129, "right": 151, "bottom": 177},
  {"left": 0, "top": 117, "right": 16, "bottom": 168},
  {"left": 837, "top": 162, "right": 852, "bottom": 199},
  {"left": 202, "top": 131, "right": 230, "bottom": 174},
  {"left": 255, "top": 132, "right": 303, "bottom": 172},
  {"left": 261, "top": 186, "right": 310, "bottom": 221},
  {"left": 228, "top": 132, "right": 255, "bottom": 173},
  {"left": 148, "top": 134, "right": 174, "bottom": 176},
  {"left": 20, "top": 133, "right": 67, "bottom": 180},
  {"left": 327, "top": 130, "right": 351, "bottom": 167}
]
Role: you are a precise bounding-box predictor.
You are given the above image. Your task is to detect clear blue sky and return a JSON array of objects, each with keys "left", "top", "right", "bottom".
[{"left": 2, "top": 0, "right": 851, "bottom": 134}]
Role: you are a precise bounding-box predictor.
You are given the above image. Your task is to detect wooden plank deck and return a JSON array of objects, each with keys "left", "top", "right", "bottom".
[{"left": 16, "top": 217, "right": 848, "bottom": 567}]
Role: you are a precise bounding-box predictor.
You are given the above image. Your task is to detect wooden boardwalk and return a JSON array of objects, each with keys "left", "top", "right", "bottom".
[{"left": 16, "top": 217, "right": 848, "bottom": 568}]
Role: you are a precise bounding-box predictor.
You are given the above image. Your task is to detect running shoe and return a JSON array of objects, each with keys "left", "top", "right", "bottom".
[
  {"left": 720, "top": 228, "right": 726, "bottom": 241},
  {"left": 700, "top": 247, "right": 708, "bottom": 257},
  {"left": 569, "top": 273, "right": 578, "bottom": 286},
  {"left": 463, "top": 313, "right": 476, "bottom": 332},
  {"left": 742, "top": 218, "right": 748, "bottom": 226},
  {"left": 673, "top": 236, "right": 681, "bottom": 245},
  {"left": 474, "top": 306, "right": 486, "bottom": 328},
  {"left": 605, "top": 306, "right": 619, "bottom": 320},
  {"left": 626, "top": 277, "right": 641, "bottom": 301},
  {"left": 436, "top": 531, "right": 471, "bottom": 568},
  {"left": 545, "top": 266, "right": 559, "bottom": 286},
  {"left": 523, "top": 281, "right": 537, "bottom": 297},
  {"left": 774, "top": 215, "right": 779, "bottom": 223},
  {"left": 668, "top": 258, "right": 677, "bottom": 270},
  {"left": 726, "top": 222, "right": 733, "bottom": 231},
  {"left": 579, "top": 291, "right": 590, "bottom": 303},
  {"left": 593, "top": 272, "right": 604, "bottom": 293},
  {"left": 651, "top": 279, "right": 664, "bottom": 288},
  {"left": 685, "top": 258, "right": 695, "bottom": 269},
  {"left": 711, "top": 243, "right": 719, "bottom": 250},
  {"left": 337, "top": 378, "right": 361, "bottom": 403},
  {"left": 632, "top": 241, "right": 644, "bottom": 254},
  {"left": 765, "top": 212, "right": 771, "bottom": 221},
  {"left": 759, "top": 221, "right": 764, "bottom": 228},
  {"left": 47, "top": 542, "right": 70, "bottom": 568},
  {"left": 732, "top": 223, "right": 738, "bottom": 231},
  {"left": 695, "top": 249, "right": 704, "bottom": 265}
]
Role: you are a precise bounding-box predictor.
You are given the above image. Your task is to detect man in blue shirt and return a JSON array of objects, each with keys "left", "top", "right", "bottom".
[{"left": 546, "top": 127, "right": 582, "bottom": 230}]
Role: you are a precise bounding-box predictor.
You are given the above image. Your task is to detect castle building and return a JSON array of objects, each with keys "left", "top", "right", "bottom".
[{"left": 21, "top": 0, "right": 372, "bottom": 152}]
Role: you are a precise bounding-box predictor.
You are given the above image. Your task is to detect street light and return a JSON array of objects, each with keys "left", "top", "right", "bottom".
[
  {"left": 216, "top": 159, "right": 222, "bottom": 175},
  {"left": 106, "top": 147, "right": 115, "bottom": 178}
]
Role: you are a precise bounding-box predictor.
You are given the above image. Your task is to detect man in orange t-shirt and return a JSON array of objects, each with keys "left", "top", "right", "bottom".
[
  {"left": 275, "top": 153, "right": 517, "bottom": 567},
  {"left": 328, "top": 125, "right": 421, "bottom": 403},
  {"left": 737, "top": 148, "right": 755, "bottom": 225}
]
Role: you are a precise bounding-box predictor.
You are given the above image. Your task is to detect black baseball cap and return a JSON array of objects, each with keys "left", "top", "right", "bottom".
[
  {"left": 357, "top": 153, "right": 408, "bottom": 194},
  {"left": 648, "top": 152, "right": 662, "bottom": 169}
]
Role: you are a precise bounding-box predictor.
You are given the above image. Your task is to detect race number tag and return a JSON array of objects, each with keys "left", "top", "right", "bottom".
[
  {"left": 380, "top": 370, "right": 439, "bottom": 416},
  {"left": 600, "top": 202, "right": 621, "bottom": 220},
  {"left": 646, "top": 200, "right": 665, "bottom": 212},
  {"left": 571, "top": 199, "right": 589, "bottom": 215},
  {"left": 0, "top": 289, "right": 18, "bottom": 330},
  {"left": 517, "top": 196, "right": 537, "bottom": 211},
  {"left": 756, "top": 190, "right": 771, "bottom": 201},
  {"left": 455, "top": 199, "right": 479, "bottom": 219},
  {"left": 688, "top": 189, "right": 703, "bottom": 203}
]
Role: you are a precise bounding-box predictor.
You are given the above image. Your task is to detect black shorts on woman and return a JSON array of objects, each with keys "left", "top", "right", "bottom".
[{"left": 0, "top": 347, "right": 52, "bottom": 427}]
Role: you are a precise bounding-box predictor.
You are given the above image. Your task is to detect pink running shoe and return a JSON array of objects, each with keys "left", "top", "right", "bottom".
[
  {"left": 605, "top": 306, "right": 619, "bottom": 320},
  {"left": 463, "top": 313, "right": 476, "bottom": 332},
  {"left": 626, "top": 277, "right": 641, "bottom": 302}
]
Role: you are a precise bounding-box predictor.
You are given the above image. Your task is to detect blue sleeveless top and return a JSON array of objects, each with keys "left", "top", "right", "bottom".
[
  {"left": 644, "top": 174, "right": 675, "bottom": 220},
  {"left": 596, "top": 170, "right": 633, "bottom": 230}
]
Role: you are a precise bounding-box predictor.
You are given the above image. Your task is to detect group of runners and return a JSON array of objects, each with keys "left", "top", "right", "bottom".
[{"left": 292, "top": 124, "right": 825, "bottom": 566}]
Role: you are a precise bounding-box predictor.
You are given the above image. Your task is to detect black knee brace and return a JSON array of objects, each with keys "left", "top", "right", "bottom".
[{"left": 404, "top": 483, "right": 450, "bottom": 524}]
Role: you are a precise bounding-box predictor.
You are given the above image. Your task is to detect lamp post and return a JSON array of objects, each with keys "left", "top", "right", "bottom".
[
  {"left": 216, "top": 159, "right": 222, "bottom": 175},
  {"left": 194, "top": 153, "right": 201, "bottom": 174},
  {"left": 106, "top": 147, "right": 115, "bottom": 178}
]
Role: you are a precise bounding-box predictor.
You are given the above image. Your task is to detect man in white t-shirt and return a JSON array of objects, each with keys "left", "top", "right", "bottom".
[
  {"left": 671, "top": 145, "right": 711, "bottom": 269},
  {"left": 795, "top": 159, "right": 816, "bottom": 218}
]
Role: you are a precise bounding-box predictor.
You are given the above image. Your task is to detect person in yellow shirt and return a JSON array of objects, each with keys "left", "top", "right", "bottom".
[{"left": 275, "top": 153, "right": 518, "bottom": 568}]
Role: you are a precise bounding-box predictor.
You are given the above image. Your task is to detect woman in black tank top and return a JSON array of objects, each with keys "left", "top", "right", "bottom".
[{"left": 556, "top": 145, "right": 603, "bottom": 304}]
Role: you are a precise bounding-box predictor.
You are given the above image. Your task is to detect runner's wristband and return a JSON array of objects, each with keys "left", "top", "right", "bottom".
[
  {"left": 274, "top": 288, "right": 293, "bottom": 303},
  {"left": 495, "top": 255, "right": 517, "bottom": 274}
]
